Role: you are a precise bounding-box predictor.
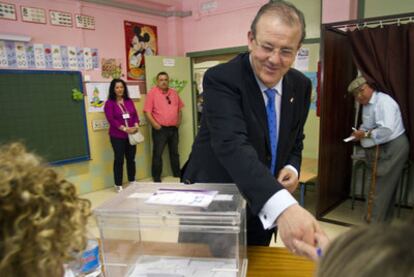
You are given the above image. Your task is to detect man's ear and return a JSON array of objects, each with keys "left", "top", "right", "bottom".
[{"left": 247, "top": 31, "right": 254, "bottom": 52}]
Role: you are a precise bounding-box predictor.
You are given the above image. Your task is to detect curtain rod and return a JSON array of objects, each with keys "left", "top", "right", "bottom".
[
  {"left": 324, "top": 12, "right": 414, "bottom": 30},
  {"left": 334, "top": 16, "right": 413, "bottom": 30}
]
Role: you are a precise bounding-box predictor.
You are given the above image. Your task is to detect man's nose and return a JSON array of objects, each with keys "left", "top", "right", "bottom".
[{"left": 267, "top": 51, "right": 282, "bottom": 64}]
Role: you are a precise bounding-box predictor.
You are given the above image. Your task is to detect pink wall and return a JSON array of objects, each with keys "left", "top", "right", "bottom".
[
  {"left": 180, "top": 0, "right": 358, "bottom": 54},
  {"left": 0, "top": 0, "right": 172, "bottom": 80},
  {"left": 181, "top": 0, "right": 266, "bottom": 53},
  {"left": 322, "top": 0, "right": 358, "bottom": 23},
  {"left": 1, "top": 0, "right": 359, "bottom": 60}
]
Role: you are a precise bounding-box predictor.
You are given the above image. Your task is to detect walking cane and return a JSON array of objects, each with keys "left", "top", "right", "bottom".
[{"left": 366, "top": 144, "right": 379, "bottom": 223}]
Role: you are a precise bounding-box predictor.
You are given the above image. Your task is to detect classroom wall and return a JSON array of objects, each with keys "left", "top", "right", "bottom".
[
  {"left": 3, "top": 0, "right": 409, "bottom": 194},
  {"left": 322, "top": 0, "right": 358, "bottom": 23},
  {"left": 181, "top": 0, "right": 322, "bottom": 53},
  {"left": 364, "top": 0, "right": 414, "bottom": 18},
  {"left": 0, "top": 0, "right": 173, "bottom": 193}
]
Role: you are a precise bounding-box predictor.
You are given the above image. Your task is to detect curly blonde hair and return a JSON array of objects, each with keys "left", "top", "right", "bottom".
[{"left": 0, "top": 143, "right": 91, "bottom": 276}]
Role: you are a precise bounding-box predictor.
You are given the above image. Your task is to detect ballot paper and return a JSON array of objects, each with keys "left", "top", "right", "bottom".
[
  {"left": 145, "top": 189, "right": 218, "bottom": 208},
  {"left": 126, "top": 255, "right": 237, "bottom": 277},
  {"left": 343, "top": 136, "right": 356, "bottom": 142}
]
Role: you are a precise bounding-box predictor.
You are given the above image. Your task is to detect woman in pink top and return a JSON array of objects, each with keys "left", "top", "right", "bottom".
[{"left": 104, "top": 79, "right": 140, "bottom": 192}]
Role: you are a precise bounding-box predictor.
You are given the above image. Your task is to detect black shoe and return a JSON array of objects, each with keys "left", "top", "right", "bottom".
[{"left": 153, "top": 178, "right": 161, "bottom": 182}]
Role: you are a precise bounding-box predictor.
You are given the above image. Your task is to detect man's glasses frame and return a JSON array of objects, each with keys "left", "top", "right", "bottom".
[{"left": 253, "top": 38, "right": 296, "bottom": 60}]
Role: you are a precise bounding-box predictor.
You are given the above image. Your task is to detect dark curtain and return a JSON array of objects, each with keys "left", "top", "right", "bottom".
[{"left": 347, "top": 23, "right": 414, "bottom": 160}]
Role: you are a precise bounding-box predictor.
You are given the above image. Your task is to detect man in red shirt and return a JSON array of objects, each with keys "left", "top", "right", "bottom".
[{"left": 144, "top": 72, "right": 184, "bottom": 182}]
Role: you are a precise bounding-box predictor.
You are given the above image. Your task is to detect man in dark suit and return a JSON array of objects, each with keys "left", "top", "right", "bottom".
[{"left": 182, "top": 1, "right": 324, "bottom": 253}]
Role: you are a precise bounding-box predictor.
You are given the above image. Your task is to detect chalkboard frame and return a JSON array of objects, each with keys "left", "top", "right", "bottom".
[{"left": 0, "top": 69, "right": 90, "bottom": 165}]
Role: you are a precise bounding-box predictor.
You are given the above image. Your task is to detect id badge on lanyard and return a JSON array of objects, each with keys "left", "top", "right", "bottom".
[{"left": 119, "top": 103, "right": 130, "bottom": 120}]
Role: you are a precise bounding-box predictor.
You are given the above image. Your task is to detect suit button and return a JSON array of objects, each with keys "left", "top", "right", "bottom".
[{"left": 266, "top": 155, "right": 271, "bottom": 161}]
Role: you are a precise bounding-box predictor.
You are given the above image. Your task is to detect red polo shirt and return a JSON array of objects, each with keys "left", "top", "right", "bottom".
[{"left": 143, "top": 86, "right": 184, "bottom": 126}]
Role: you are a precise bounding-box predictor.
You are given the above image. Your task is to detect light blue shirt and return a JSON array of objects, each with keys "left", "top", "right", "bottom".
[{"left": 360, "top": 91, "right": 405, "bottom": 148}]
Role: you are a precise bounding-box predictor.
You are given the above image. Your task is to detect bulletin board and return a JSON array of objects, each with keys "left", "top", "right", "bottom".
[{"left": 0, "top": 70, "right": 90, "bottom": 164}]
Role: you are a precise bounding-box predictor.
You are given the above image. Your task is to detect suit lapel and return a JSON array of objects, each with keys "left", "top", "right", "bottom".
[
  {"left": 241, "top": 54, "right": 270, "bottom": 147},
  {"left": 277, "top": 71, "right": 295, "bottom": 164}
]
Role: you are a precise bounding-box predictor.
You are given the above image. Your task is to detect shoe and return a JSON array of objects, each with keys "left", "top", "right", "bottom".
[
  {"left": 128, "top": 181, "right": 138, "bottom": 186},
  {"left": 153, "top": 178, "right": 161, "bottom": 183},
  {"left": 114, "top": 185, "right": 123, "bottom": 193}
]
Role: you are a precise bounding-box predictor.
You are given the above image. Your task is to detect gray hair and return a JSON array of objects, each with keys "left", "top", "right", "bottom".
[
  {"left": 317, "top": 223, "right": 414, "bottom": 277},
  {"left": 250, "top": 0, "right": 306, "bottom": 44}
]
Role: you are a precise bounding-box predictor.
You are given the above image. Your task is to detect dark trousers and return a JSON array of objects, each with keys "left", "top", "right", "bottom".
[
  {"left": 152, "top": 126, "right": 180, "bottom": 181},
  {"left": 110, "top": 136, "right": 136, "bottom": 186}
]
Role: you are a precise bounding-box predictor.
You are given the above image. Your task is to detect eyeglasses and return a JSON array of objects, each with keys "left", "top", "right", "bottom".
[
  {"left": 166, "top": 95, "right": 171, "bottom": 104},
  {"left": 254, "top": 39, "right": 296, "bottom": 60}
]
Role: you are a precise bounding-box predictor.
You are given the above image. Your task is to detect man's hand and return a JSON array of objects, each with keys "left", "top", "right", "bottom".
[
  {"left": 293, "top": 232, "right": 329, "bottom": 261},
  {"left": 352, "top": 129, "right": 365, "bottom": 141},
  {"left": 276, "top": 204, "right": 322, "bottom": 255},
  {"left": 277, "top": 168, "right": 299, "bottom": 193}
]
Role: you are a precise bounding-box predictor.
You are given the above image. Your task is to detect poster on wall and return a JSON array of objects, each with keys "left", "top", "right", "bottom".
[
  {"left": 0, "top": 41, "right": 99, "bottom": 70},
  {"left": 101, "top": 58, "right": 122, "bottom": 79},
  {"left": 20, "top": 6, "right": 46, "bottom": 24},
  {"left": 85, "top": 82, "right": 109, "bottom": 112},
  {"left": 49, "top": 10, "right": 72, "bottom": 27},
  {"left": 124, "top": 20, "right": 157, "bottom": 81},
  {"left": 293, "top": 47, "right": 309, "bottom": 71},
  {"left": 0, "top": 2, "right": 17, "bottom": 20}
]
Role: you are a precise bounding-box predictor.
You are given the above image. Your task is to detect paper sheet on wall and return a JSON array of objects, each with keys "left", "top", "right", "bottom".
[
  {"left": 5, "top": 41, "right": 17, "bottom": 67},
  {"left": 51, "top": 45, "right": 63, "bottom": 68},
  {"left": 293, "top": 47, "right": 309, "bottom": 71},
  {"left": 85, "top": 83, "right": 109, "bottom": 112},
  {"left": 15, "top": 42, "right": 28, "bottom": 68},
  {"left": 26, "top": 44, "right": 35, "bottom": 68},
  {"left": 33, "top": 44, "right": 46, "bottom": 68},
  {"left": 84, "top": 47, "right": 93, "bottom": 70},
  {"left": 0, "top": 41, "right": 8, "bottom": 67},
  {"left": 128, "top": 85, "right": 140, "bottom": 99},
  {"left": 67, "top": 46, "right": 78, "bottom": 69}
]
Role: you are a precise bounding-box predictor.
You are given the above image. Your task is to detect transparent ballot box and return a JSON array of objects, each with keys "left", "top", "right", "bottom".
[{"left": 94, "top": 183, "right": 247, "bottom": 277}]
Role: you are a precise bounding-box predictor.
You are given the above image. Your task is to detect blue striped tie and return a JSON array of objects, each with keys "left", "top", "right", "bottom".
[{"left": 264, "top": 88, "right": 278, "bottom": 174}]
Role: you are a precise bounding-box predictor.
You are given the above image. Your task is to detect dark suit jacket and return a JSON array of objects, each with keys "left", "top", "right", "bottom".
[{"left": 182, "top": 53, "right": 311, "bottom": 216}]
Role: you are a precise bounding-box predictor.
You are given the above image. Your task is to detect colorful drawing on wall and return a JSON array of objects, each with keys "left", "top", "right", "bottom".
[
  {"left": 101, "top": 58, "right": 122, "bottom": 79},
  {"left": 85, "top": 83, "right": 109, "bottom": 112},
  {"left": 124, "top": 20, "right": 157, "bottom": 81},
  {"left": 0, "top": 41, "right": 99, "bottom": 70}
]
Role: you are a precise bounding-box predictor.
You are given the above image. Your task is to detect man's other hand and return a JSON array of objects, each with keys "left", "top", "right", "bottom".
[
  {"left": 277, "top": 168, "right": 299, "bottom": 193},
  {"left": 276, "top": 204, "right": 322, "bottom": 255}
]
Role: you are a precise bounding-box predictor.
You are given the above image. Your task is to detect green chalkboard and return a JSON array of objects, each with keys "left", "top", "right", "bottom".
[{"left": 0, "top": 70, "right": 90, "bottom": 164}]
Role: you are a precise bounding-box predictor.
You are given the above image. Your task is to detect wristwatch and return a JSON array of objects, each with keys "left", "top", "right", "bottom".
[{"left": 364, "top": 130, "right": 371, "bottom": 138}]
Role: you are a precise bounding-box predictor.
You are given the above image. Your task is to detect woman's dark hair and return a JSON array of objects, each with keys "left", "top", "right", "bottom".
[{"left": 108, "top": 78, "right": 130, "bottom": 100}]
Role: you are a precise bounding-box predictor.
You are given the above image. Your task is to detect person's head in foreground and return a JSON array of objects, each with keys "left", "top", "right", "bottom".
[
  {"left": 0, "top": 143, "right": 91, "bottom": 276},
  {"left": 317, "top": 223, "right": 414, "bottom": 277}
]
